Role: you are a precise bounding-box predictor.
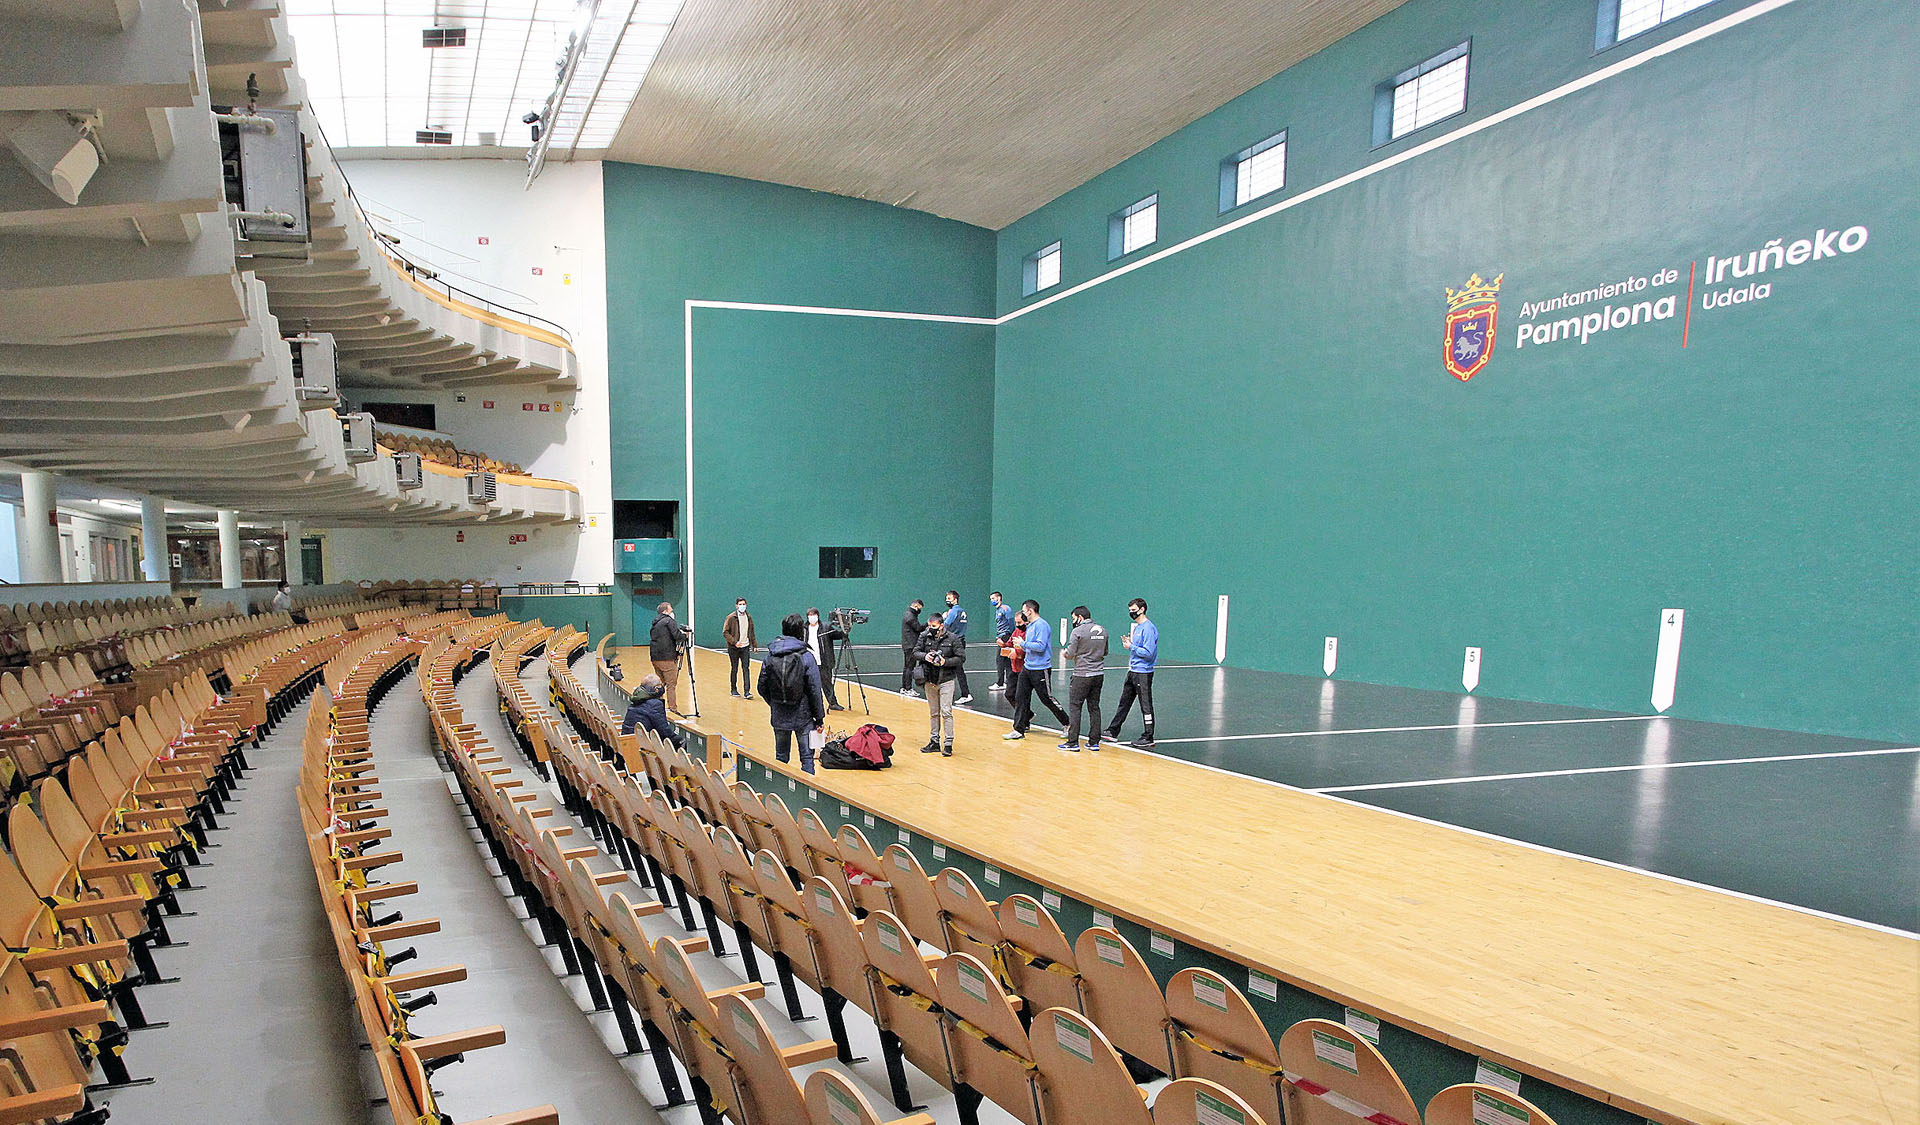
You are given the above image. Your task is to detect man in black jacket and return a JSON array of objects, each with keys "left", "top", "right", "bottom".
[
  {"left": 649, "top": 601, "right": 685, "bottom": 713},
  {"left": 912, "top": 613, "right": 964, "bottom": 756},
  {"left": 900, "top": 598, "right": 925, "bottom": 694},
  {"left": 803, "top": 608, "right": 849, "bottom": 710}
]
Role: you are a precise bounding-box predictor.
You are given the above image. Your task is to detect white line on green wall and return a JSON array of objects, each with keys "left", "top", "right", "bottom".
[{"left": 679, "top": 0, "right": 1802, "bottom": 628}]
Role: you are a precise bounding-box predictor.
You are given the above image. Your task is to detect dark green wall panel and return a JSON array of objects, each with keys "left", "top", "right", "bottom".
[{"left": 991, "top": 0, "right": 1917, "bottom": 740}]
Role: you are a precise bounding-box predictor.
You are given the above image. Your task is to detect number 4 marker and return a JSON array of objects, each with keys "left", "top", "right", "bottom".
[{"left": 1652, "top": 609, "right": 1684, "bottom": 712}]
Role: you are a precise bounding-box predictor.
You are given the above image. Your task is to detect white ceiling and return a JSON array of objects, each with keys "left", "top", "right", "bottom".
[
  {"left": 284, "top": 0, "right": 682, "bottom": 152},
  {"left": 604, "top": 0, "right": 1413, "bottom": 228}
]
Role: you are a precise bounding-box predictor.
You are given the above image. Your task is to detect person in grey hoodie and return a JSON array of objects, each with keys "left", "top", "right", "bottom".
[{"left": 1059, "top": 605, "right": 1108, "bottom": 751}]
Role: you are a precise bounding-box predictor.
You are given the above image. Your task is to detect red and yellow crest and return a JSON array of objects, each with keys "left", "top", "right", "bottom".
[{"left": 1443, "top": 272, "right": 1502, "bottom": 382}]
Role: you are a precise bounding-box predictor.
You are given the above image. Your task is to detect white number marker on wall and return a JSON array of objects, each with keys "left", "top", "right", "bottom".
[
  {"left": 1215, "top": 596, "right": 1230, "bottom": 664},
  {"left": 1652, "top": 609, "right": 1684, "bottom": 712},
  {"left": 1323, "top": 636, "right": 1339, "bottom": 676},
  {"left": 1462, "top": 646, "right": 1481, "bottom": 692}
]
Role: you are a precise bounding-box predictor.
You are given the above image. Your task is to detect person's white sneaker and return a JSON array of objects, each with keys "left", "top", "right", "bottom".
[
  {"left": 956, "top": 694, "right": 974, "bottom": 705},
  {"left": 899, "top": 688, "right": 916, "bottom": 697},
  {"left": 1002, "top": 731, "right": 1024, "bottom": 740}
]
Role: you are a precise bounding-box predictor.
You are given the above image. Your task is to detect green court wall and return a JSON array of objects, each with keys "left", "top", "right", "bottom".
[
  {"left": 991, "top": 0, "right": 1917, "bottom": 741},
  {"left": 600, "top": 164, "right": 997, "bottom": 646}
]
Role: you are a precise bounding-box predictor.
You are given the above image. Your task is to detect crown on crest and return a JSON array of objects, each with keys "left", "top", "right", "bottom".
[{"left": 1445, "top": 272, "right": 1503, "bottom": 309}]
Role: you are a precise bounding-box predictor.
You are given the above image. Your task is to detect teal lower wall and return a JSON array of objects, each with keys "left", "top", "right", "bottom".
[
  {"left": 686, "top": 309, "right": 994, "bottom": 640},
  {"left": 989, "top": 0, "right": 1918, "bottom": 740}
]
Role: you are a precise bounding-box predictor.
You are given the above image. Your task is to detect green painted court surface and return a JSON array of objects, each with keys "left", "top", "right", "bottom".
[{"left": 837, "top": 650, "right": 1917, "bottom": 932}]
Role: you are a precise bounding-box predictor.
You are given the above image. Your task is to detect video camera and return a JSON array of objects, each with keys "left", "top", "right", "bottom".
[{"left": 829, "top": 607, "right": 870, "bottom": 632}]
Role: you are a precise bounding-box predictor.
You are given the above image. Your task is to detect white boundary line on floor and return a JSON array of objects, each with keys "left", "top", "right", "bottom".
[
  {"left": 1313, "top": 745, "right": 1920, "bottom": 793},
  {"left": 642, "top": 646, "right": 1920, "bottom": 937},
  {"left": 1154, "top": 748, "right": 1920, "bottom": 940},
  {"left": 1152, "top": 714, "right": 1655, "bottom": 743}
]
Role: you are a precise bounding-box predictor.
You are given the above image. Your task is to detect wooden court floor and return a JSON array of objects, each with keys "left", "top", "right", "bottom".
[{"left": 616, "top": 645, "right": 1919, "bottom": 1125}]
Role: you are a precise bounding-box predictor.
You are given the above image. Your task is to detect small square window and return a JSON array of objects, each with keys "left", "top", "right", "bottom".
[
  {"left": 1023, "top": 241, "right": 1061, "bottom": 296},
  {"left": 1220, "top": 131, "right": 1287, "bottom": 212},
  {"left": 1373, "top": 43, "right": 1470, "bottom": 145},
  {"left": 1601, "top": 0, "right": 1719, "bottom": 47},
  {"left": 1108, "top": 195, "right": 1158, "bottom": 261},
  {"left": 819, "top": 547, "right": 876, "bottom": 579}
]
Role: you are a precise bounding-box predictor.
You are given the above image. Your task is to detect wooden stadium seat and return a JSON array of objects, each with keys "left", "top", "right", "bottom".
[
  {"left": 804, "top": 1068, "right": 935, "bottom": 1125},
  {"left": 1424, "top": 1083, "right": 1558, "bottom": 1125},
  {"left": 0, "top": 953, "right": 108, "bottom": 1123},
  {"left": 996, "top": 893, "right": 1085, "bottom": 1020},
  {"left": 831, "top": 823, "right": 896, "bottom": 919},
  {"left": 652, "top": 935, "right": 767, "bottom": 1124},
  {"left": 880, "top": 844, "right": 949, "bottom": 954},
  {"left": 932, "top": 867, "right": 1006, "bottom": 987},
  {"left": 933, "top": 950, "right": 1042, "bottom": 1124},
  {"left": 1164, "top": 967, "right": 1284, "bottom": 1122},
  {"left": 1151, "top": 1077, "right": 1275, "bottom": 1125},
  {"left": 1277, "top": 1018, "right": 1420, "bottom": 1125},
  {"left": 751, "top": 845, "right": 837, "bottom": 1027},
  {"left": 0, "top": 845, "right": 137, "bottom": 1086},
  {"left": 710, "top": 990, "right": 840, "bottom": 1124},
  {"left": 1073, "top": 926, "right": 1174, "bottom": 1075},
  {"left": 859, "top": 910, "right": 954, "bottom": 1111},
  {"left": 796, "top": 876, "right": 877, "bottom": 1065},
  {"left": 1029, "top": 1007, "right": 1153, "bottom": 1125}
]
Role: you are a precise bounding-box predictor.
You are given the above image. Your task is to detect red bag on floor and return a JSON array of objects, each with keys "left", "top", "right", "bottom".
[{"left": 845, "top": 723, "right": 895, "bottom": 765}]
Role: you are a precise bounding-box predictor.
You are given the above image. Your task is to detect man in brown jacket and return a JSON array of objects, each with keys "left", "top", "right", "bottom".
[{"left": 723, "top": 596, "right": 757, "bottom": 697}]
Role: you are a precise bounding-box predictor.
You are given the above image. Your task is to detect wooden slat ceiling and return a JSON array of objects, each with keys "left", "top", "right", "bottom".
[{"left": 603, "top": 0, "right": 1412, "bottom": 229}]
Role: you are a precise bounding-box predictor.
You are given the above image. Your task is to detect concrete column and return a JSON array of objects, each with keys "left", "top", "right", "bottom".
[
  {"left": 140, "top": 496, "right": 168, "bottom": 581},
  {"left": 217, "top": 509, "right": 243, "bottom": 589},
  {"left": 283, "top": 519, "right": 304, "bottom": 585},
  {"left": 17, "top": 472, "right": 60, "bottom": 584}
]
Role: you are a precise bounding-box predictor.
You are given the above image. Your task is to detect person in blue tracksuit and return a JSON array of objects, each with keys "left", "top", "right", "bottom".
[
  {"left": 943, "top": 590, "right": 974, "bottom": 704},
  {"left": 990, "top": 591, "right": 1016, "bottom": 690},
  {"left": 1005, "top": 599, "right": 1070, "bottom": 739},
  {"left": 1105, "top": 597, "right": 1159, "bottom": 748}
]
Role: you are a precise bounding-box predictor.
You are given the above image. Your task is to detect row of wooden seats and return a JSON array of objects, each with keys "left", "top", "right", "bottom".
[
  {"left": 358, "top": 581, "right": 504, "bottom": 613},
  {"left": 0, "top": 640, "right": 319, "bottom": 1123},
  {"left": 0, "top": 597, "right": 178, "bottom": 630},
  {"left": 4, "top": 604, "right": 221, "bottom": 675},
  {"left": 297, "top": 615, "right": 558, "bottom": 1125},
  {"left": 489, "top": 626, "right": 1290, "bottom": 1125},
  {"left": 537, "top": 634, "right": 1557, "bottom": 1125},
  {"left": 375, "top": 429, "right": 525, "bottom": 477}
]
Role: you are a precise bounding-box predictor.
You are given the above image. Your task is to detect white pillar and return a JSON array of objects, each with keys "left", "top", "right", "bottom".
[
  {"left": 283, "top": 519, "right": 304, "bottom": 585},
  {"left": 217, "top": 509, "right": 243, "bottom": 589},
  {"left": 140, "top": 496, "right": 168, "bottom": 582},
  {"left": 17, "top": 472, "right": 60, "bottom": 584}
]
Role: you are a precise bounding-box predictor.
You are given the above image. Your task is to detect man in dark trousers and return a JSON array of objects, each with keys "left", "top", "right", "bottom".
[
  {"left": 990, "top": 591, "right": 1015, "bottom": 690},
  {"left": 899, "top": 598, "right": 926, "bottom": 695},
  {"left": 761, "top": 613, "right": 826, "bottom": 773},
  {"left": 648, "top": 601, "right": 685, "bottom": 714},
  {"left": 803, "top": 607, "right": 849, "bottom": 710},
  {"left": 1059, "top": 605, "right": 1108, "bottom": 751},
  {"left": 620, "top": 674, "right": 685, "bottom": 752},
  {"left": 1005, "top": 599, "right": 1071, "bottom": 740},
  {"left": 1106, "top": 597, "right": 1159, "bottom": 748},
  {"left": 722, "top": 596, "right": 756, "bottom": 697},
  {"left": 942, "top": 590, "right": 974, "bottom": 705},
  {"left": 913, "top": 612, "right": 965, "bottom": 756}
]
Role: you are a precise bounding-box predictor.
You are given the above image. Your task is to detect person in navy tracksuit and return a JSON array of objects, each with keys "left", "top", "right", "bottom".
[
  {"left": 1105, "top": 598, "right": 1159, "bottom": 748},
  {"left": 943, "top": 590, "right": 974, "bottom": 704},
  {"left": 990, "top": 592, "right": 1016, "bottom": 690}
]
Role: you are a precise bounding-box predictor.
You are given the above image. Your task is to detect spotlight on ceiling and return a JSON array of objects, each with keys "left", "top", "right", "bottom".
[
  {"left": 7, "top": 111, "right": 100, "bottom": 205},
  {"left": 522, "top": 110, "right": 542, "bottom": 143}
]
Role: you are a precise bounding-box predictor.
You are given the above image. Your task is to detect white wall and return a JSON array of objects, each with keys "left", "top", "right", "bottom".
[
  {"left": 324, "top": 158, "right": 613, "bottom": 584},
  {"left": 0, "top": 503, "right": 17, "bottom": 584},
  {"left": 57, "top": 510, "right": 140, "bottom": 583}
]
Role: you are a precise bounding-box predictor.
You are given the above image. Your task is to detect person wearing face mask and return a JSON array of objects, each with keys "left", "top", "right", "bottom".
[
  {"left": 1105, "top": 598, "right": 1158, "bottom": 748},
  {"left": 942, "top": 590, "right": 974, "bottom": 705},
  {"left": 648, "top": 601, "right": 685, "bottom": 714},
  {"left": 913, "top": 613, "right": 964, "bottom": 756},
  {"left": 723, "top": 597, "right": 757, "bottom": 698},
  {"left": 803, "top": 607, "right": 849, "bottom": 711},
  {"left": 1005, "top": 599, "right": 1070, "bottom": 740},
  {"left": 1059, "top": 605, "right": 1108, "bottom": 751},
  {"left": 990, "top": 592, "right": 1015, "bottom": 691},
  {"left": 900, "top": 598, "right": 926, "bottom": 695}
]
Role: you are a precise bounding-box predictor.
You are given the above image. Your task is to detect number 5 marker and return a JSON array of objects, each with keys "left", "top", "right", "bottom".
[
  {"left": 1462, "top": 646, "right": 1481, "bottom": 692},
  {"left": 1651, "top": 609, "right": 1684, "bottom": 712}
]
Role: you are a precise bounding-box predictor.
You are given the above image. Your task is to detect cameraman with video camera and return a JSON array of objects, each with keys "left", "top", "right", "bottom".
[
  {"left": 648, "top": 601, "right": 689, "bottom": 714},
  {"left": 803, "top": 607, "right": 849, "bottom": 711}
]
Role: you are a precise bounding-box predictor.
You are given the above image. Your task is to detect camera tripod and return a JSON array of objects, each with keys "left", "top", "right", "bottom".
[
  {"left": 834, "top": 632, "right": 870, "bottom": 715},
  {"left": 676, "top": 630, "right": 701, "bottom": 719}
]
